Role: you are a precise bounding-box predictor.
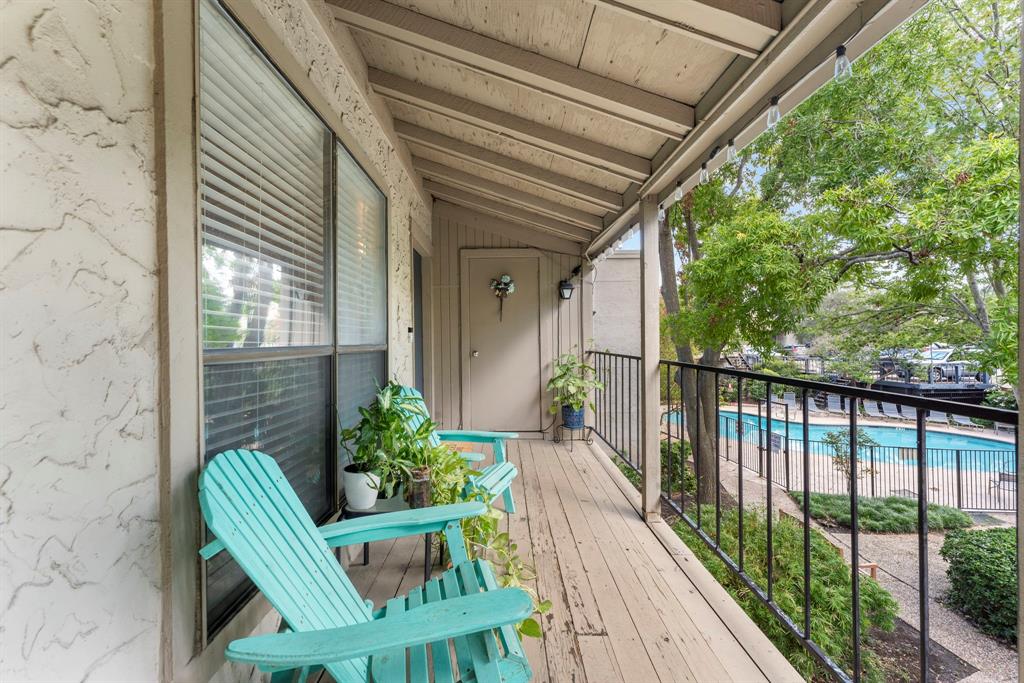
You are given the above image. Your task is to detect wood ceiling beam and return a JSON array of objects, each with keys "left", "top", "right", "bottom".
[
  {"left": 587, "top": 0, "right": 762, "bottom": 59},
  {"left": 370, "top": 70, "right": 650, "bottom": 183},
  {"left": 423, "top": 181, "right": 592, "bottom": 243},
  {"left": 395, "top": 121, "right": 622, "bottom": 212},
  {"left": 413, "top": 157, "right": 603, "bottom": 231},
  {"left": 327, "top": 0, "right": 693, "bottom": 138}
]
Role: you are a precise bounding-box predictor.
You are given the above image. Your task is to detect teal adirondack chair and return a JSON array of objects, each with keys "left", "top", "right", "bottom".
[
  {"left": 397, "top": 386, "right": 518, "bottom": 514},
  {"left": 199, "top": 449, "right": 533, "bottom": 683}
]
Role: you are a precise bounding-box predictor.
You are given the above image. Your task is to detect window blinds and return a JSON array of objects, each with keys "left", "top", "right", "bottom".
[
  {"left": 202, "top": 356, "right": 330, "bottom": 631},
  {"left": 199, "top": 0, "right": 329, "bottom": 349},
  {"left": 336, "top": 145, "right": 387, "bottom": 347}
]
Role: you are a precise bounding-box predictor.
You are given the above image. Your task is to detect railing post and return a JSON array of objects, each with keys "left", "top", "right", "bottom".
[
  {"left": 784, "top": 402, "right": 791, "bottom": 490},
  {"left": 870, "top": 446, "right": 876, "bottom": 497},
  {"left": 955, "top": 449, "right": 962, "bottom": 510},
  {"left": 639, "top": 196, "right": 661, "bottom": 521}
]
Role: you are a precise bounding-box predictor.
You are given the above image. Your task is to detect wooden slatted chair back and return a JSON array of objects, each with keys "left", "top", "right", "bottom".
[
  {"left": 199, "top": 449, "right": 371, "bottom": 682},
  {"left": 397, "top": 385, "right": 441, "bottom": 448}
]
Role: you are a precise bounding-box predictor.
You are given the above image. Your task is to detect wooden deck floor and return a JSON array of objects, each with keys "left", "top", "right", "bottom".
[{"left": 347, "top": 439, "right": 800, "bottom": 683}]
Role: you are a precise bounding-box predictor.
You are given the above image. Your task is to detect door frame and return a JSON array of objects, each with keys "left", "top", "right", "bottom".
[
  {"left": 411, "top": 228, "right": 433, "bottom": 408},
  {"left": 459, "top": 248, "right": 550, "bottom": 431}
]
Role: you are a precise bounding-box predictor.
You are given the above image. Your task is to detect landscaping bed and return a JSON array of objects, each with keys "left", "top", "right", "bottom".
[{"left": 789, "top": 492, "right": 973, "bottom": 533}]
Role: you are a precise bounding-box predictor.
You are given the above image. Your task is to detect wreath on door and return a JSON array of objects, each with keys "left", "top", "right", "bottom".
[{"left": 489, "top": 274, "right": 515, "bottom": 321}]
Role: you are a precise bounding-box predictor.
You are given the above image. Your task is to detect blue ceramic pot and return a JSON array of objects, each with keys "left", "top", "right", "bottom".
[{"left": 561, "top": 405, "right": 585, "bottom": 429}]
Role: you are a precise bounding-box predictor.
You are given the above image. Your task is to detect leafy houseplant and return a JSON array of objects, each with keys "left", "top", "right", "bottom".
[
  {"left": 339, "top": 382, "right": 430, "bottom": 509},
  {"left": 546, "top": 352, "right": 603, "bottom": 429}
]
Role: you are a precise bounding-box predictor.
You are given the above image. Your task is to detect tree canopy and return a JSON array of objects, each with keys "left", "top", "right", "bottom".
[{"left": 662, "top": 0, "right": 1020, "bottom": 395}]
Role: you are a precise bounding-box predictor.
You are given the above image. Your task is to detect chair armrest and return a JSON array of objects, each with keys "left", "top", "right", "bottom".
[
  {"left": 318, "top": 503, "right": 486, "bottom": 548},
  {"left": 226, "top": 588, "right": 533, "bottom": 669},
  {"left": 436, "top": 430, "right": 519, "bottom": 443},
  {"left": 460, "top": 451, "right": 486, "bottom": 463},
  {"left": 200, "top": 502, "right": 487, "bottom": 559}
]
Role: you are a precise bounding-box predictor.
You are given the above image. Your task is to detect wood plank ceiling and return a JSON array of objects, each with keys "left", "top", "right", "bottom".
[{"left": 326, "top": 0, "right": 783, "bottom": 247}]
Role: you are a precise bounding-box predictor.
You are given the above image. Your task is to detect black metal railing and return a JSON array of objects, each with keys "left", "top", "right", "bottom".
[
  {"left": 708, "top": 410, "right": 1016, "bottom": 512},
  {"left": 590, "top": 351, "right": 643, "bottom": 473},
  {"left": 657, "top": 360, "right": 1017, "bottom": 682}
]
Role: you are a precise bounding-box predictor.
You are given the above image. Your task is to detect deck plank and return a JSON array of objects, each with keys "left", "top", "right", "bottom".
[
  {"left": 336, "top": 437, "right": 796, "bottom": 683},
  {"left": 533, "top": 442, "right": 684, "bottom": 683},
  {"left": 561, "top": 443, "right": 766, "bottom": 682},
  {"left": 519, "top": 441, "right": 587, "bottom": 682},
  {"left": 506, "top": 441, "right": 550, "bottom": 683}
]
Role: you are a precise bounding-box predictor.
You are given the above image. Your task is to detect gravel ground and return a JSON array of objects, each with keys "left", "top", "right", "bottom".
[{"left": 714, "top": 459, "right": 1017, "bottom": 682}]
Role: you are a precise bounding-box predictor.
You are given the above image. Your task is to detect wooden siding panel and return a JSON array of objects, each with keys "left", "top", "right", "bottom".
[{"left": 430, "top": 202, "right": 583, "bottom": 430}]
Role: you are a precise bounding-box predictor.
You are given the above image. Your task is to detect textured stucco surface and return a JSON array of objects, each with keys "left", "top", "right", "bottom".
[
  {"left": 1, "top": 0, "right": 427, "bottom": 679},
  {"left": 0, "top": 1, "right": 161, "bottom": 680}
]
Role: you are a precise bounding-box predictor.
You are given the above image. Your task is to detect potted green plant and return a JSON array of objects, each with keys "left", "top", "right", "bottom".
[
  {"left": 339, "top": 382, "right": 427, "bottom": 509},
  {"left": 546, "top": 352, "right": 603, "bottom": 430}
]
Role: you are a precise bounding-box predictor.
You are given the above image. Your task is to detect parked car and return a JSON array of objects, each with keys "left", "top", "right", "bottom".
[{"left": 918, "top": 346, "right": 986, "bottom": 382}]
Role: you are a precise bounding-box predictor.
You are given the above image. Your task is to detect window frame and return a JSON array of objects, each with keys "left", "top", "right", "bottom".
[{"left": 194, "top": 0, "right": 389, "bottom": 641}]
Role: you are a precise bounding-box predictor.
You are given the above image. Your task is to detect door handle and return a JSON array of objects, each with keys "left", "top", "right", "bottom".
[{"left": 472, "top": 350, "right": 480, "bottom": 358}]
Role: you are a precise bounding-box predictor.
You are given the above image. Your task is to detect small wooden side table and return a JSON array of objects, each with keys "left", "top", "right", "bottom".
[{"left": 342, "top": 495, "right": 434, "bottom": 582}]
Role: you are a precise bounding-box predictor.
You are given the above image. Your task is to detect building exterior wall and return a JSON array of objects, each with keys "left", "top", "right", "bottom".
[
  {"left": 430, "top": 201, "right": 586, "bottom": 432},
  {"left": 1, "top": 0, "right": 429, "bottom": 680},
  {"left": 1, "top": 1, "right": 162, "bottom": 679},
  {"left": 592, "top": 251, "right": 641, "bottom": 356}
]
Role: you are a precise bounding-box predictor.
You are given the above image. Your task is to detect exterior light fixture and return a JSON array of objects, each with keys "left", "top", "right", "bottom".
[
  {"left": 834, "top": 45, "right": 853, "bottom": 83},
  {"left": 674, "top": 180, "right": 683, "bottom": 202},
  {"left": 698, "top": 162, "right": 709, "bottom": 185},
  {"left": 558, "top": 279, "right": 575, "bottom": 300},
  {"left": 766, "top": 95, "right": 781, "bottom": 128},
  {"left": 727, "top": 138, "right": 738, "bottom": 162},
  {"left": 657, "top": 203, "right": 666, "bottom": 222}
]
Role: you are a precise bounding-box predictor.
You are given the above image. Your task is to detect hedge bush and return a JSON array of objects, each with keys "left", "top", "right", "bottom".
[
  {"left": 940, "top": 527, "right": 1017, "bottom": 642},
  {"left": 675, "top": 506, "right": 898, "bottom": 681},
  {"left": 790, "top": 492, "right": 973, "bottom": 533}
]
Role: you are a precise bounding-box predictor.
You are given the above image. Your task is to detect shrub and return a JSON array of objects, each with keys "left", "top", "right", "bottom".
[
  {"left": 611, "top": 441, "right": 697, "bottom": 497},
  {"left": 940, "top": 528, "right": 1017, "bottom": 642},
  {"left": 790, "top": 493, "right": 973, "bottom": 533},
  {"left": 675, "top": 506, "right": 898, "bottom": 682}
]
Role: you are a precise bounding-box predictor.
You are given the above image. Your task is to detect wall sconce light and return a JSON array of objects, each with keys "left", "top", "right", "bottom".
[{"left": 558, "top": 279, "right": 575, "bottom": 300}]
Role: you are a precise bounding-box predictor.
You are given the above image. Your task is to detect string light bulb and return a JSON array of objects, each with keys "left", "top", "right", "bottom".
[
  {"left": 674, "top": 180, "right": 683, "bottom": 202},
  {"left": 698, "top": 162, "right": 709, "bottom": 185},
  {"left": 657, "top": 203, "right": 666, "bottom": 222},
  {"left": 766, "top": 96, "right": 781, "bottom": 128},
  {"left": 726, "top": 139, "right": 738, "bottom": 162},
  {"left": 834, "top": 45, "right": 853, "bottom": 83}
]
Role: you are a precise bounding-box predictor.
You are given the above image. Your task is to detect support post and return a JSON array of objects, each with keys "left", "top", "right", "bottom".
[{"left": 640, "top": 196, "right": 661, "bottom": 520}]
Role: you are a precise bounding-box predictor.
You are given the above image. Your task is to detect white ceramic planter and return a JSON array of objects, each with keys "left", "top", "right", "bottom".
[{"left": 343, "top": 466, "right": 381, "bottom": 510}]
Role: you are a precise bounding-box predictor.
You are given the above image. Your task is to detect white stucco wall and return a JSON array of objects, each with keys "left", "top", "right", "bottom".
[
  {"left": 592, "top": 251, "right": 641, "bottom": 356},
  {"left": 1, "top": 1, "right": 162, "bottom": 680},
  {"left": 1, "top": 0, "right": 429, "bottom": 680}
]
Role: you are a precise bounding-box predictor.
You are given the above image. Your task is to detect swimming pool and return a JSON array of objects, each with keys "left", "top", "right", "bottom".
[{"left": 669, "top": 410, "right": 1015, "bottom": 471}]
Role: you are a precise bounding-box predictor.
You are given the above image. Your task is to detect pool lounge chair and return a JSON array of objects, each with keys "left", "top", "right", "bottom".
[
  {"left": 863, "top": 401, "right": 884, "bottom": 419},
  {"left": 927, "top": 410, "right": 949, "bottom": 425},
  {"left": 991, "top": 471, "right": 1016, "bottom": 494},
  {"left": 900, "top": 405, "right": 917, "bottom": 421},
  {"left": 807, "top": 394, "right": 827, "bottom": 413},
  {"left": 951, "top": 414, "right": 977, "bottom": 429},
  {"left": 826, "top": 394, "right": 846, "bottom": 414},
  {"left": 781, "top": 392, "right": 799, "bottom": 412},
  {"left": 880, "top": 402, "right": 902, "bottom": 419}
]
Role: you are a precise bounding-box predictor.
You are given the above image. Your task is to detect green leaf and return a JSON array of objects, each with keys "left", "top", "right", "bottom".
[{"left": 518, "top": 617, "right": 542, "bottom": 639}]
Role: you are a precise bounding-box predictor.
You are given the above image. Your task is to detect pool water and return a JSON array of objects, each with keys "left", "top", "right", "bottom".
[{"left": 669, "top": 411, "right": 1015, "bottom": 471}]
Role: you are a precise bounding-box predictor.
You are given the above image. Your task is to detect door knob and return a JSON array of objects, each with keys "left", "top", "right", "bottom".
[{"left": 472, "top": 350, "right": 480, "bottom": 358}]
